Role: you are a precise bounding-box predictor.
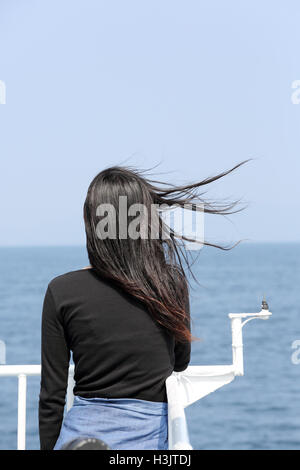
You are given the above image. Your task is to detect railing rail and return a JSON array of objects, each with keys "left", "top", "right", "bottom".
[
  {"left": 0, "top": 364, "right": 74, "bottom": 450},
  {"left": 0, "top": 303, "right": 271, "bottom": 450},
  {"left": 0, "top": 363, "right": 225, "bottom": 450}
]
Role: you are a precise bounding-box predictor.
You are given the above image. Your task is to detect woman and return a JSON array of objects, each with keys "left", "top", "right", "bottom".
[{"left": 39, "top": 163, "right": 245, "bottom": 450}]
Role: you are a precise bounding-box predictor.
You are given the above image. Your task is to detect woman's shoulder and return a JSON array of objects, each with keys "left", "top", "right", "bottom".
[{"left": 48, "top": 267, "right": 94, "bottom": 292}]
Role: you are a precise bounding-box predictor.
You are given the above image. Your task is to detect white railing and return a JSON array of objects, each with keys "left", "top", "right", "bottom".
[
  {"left": 166, "top": 304, "right": 272, "bottom": 449},
  {"left": 0, "top": 304, "right": 271, "bottom": 450},
  {"left": 0, "top": 364, "right": 75, "bottom": 450}
]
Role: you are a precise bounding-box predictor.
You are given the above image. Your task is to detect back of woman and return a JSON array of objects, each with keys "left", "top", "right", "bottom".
[{"left": 39, "top": 163, "right": 244, "bottom": 450}]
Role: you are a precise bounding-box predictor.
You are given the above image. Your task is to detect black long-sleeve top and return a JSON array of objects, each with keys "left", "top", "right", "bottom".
[{"left": 39, "top": 268, "right": 191, "bottom": 450}]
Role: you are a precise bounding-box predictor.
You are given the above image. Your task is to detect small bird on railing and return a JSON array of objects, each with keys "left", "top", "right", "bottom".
[{"left": 261, "top": 295, "right": 269, "bottom": 311}]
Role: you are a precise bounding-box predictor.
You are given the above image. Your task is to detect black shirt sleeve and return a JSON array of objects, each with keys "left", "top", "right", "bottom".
[
  {"left": 174, "top": 282, "right": 191, "bottom": 372},
  {"left": 39, "top": 285, "right": 70, "bottom": 450}
]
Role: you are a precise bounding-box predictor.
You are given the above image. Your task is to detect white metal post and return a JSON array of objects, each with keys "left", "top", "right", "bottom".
[
  {"left": 17, "top": 374, "right": 27, "bottom": 450},
  {"left": 231, "top": 317, "right": 244, "bottom": 376},
  {"left": 166, "top": 374, "right": 193, "bottom": 450},
  {"left": 229, "top": 304, "right": 272, "bottom": 377}
]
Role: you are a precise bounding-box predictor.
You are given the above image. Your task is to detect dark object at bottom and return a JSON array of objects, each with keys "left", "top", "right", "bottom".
[{"left": 61, "top": 437, "right": 111, "bottom": 450}]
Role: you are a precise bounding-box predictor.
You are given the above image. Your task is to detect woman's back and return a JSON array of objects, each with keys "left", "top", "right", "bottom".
[
  {"left": 39, "top": 267, "right": 190, "bottom": 449},
  {"left": 43, "top": 268, "right": 187, "bottom": 403},
  {"left": 39, "top": 163, "right": 244, "bottom": 450}
]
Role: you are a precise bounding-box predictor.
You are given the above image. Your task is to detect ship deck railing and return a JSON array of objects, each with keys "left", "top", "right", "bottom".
[{"left": 0, "top": 306, "right": 271, "bottom": 450}]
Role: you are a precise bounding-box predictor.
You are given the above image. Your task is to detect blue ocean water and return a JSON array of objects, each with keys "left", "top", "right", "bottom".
[{"left": 0, "top": 244, "right": 299, "bottom": 450}]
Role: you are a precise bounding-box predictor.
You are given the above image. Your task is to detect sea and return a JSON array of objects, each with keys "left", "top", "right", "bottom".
[{"left": 0, "top": 243, "right": 299, "bottom": 450}]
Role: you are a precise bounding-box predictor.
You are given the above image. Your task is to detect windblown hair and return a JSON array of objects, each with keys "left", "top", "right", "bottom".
[{"left": 83, "top": 162, "right": 248, "bottom": 343}]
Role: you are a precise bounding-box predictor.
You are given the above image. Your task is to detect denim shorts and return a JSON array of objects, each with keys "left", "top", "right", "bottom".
[{"left": 54, "top": 395, "right": 168, "bottom": 450}]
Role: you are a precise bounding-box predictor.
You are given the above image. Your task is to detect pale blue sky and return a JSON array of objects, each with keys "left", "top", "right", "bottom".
[{"left": 0, "top": 0, "right": 299, "bottom": 245}]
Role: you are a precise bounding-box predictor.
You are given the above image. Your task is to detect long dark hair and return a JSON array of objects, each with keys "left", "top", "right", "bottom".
[{"left": 83, "top": 162, "right": 248, "bottom": 343}]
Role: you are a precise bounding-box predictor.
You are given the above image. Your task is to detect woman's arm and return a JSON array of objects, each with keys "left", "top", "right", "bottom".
[
  {"left": 174, "top": 279, "right": 191, "bottom": 372},
  {"left": 39, "top": 285, "right": 70, "bottom": 450}
]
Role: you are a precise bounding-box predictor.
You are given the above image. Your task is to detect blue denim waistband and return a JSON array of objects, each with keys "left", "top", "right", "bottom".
[{"left": 73, "top": 395, "right": 168, "bottom": 415}]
